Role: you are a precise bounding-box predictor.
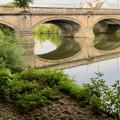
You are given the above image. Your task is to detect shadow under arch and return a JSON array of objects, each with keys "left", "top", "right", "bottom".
[
  {"left": 32, "top": 17, "right": 82, "bottom": 37},
  {"left": 93, "top": 16, "right": 120, "bottom": 27},
  {"left": 93, "top": 17, "right": 120, "bottom": 35},
  {"left": 0, "top": 19, "right": 20, "bottom": 34}
]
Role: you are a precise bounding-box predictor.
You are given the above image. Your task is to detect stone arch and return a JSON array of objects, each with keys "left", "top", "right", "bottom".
[
  {"left": 0, "top": 19, "right": 20, "bottom": 33},
  {"left": 92, "top": 16, "right": 120, "bottom": 35},
  {"left": 33, "top": 16, "right": 83, "bottom": 28},
  {"left": 32, "top": 16, "right": 84, "bottom": 37},
  {"left": 93, "top": 16, "right": 120, "bottom": 27}
]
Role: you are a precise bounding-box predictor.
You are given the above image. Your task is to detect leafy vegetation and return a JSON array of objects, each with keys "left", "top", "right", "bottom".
[
  {"left": 0, "top": 28, "right": 24, "bottom": 70},
  {"left": 0, "top": 66, "right": 119, "bottom": 120},
  {"left": 18, "top": 68, "right": 69, "bottom": 86},
  {"left": 89, "top": 73, "right": 120, "bottom": 119},
  {"left": 0, "top": 68, "right": 59, "bottom": 110},
  {"left": 13, "top": 0, "right": 33, "bottom": 9}
]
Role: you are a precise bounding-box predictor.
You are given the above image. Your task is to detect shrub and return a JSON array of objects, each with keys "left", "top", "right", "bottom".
[
  {"left": 58, "top": 80, "right": 87, "bottom": 101},
  {"left": 18, "top": 68, "right": 41, "bottom": 81},
  {"left": 90, "top": 95, "right": 101, "bottom": 114},
  {"left": 19, "top": 69, "right": 69, "bottom": 86},
  {"left": 0, "top": 58, "right": 5, "bottom": 68},
  {"left": 36, "top": 70, "right": 68, "bottom": 86},
  {"left": 0, "top": 30, "right": 24, "bottom": 69},
  {"left": 89, "top": 73, "right": 120, "bottom": 119},
  {"left": 58, "top": 80, "right": 77, "bottom": 94},
  {"left": 15, "top": 87, "right": 59, "bottom": 110},
  {"left": 16, "top": 93, "right": 47, "bottom": 110},
  {"left": 0, "top": 68, "right": 60, "bottom": 110},
  {"left": 0, "top": 68, "right": 12, "bottom": 95},
  {"left": 41, "top": 87, "right": 60, "bottom": 101},
  {"left": 0, "top": 68, "right": 12, "bottom": 86},
  {"left": 4, "top": 80, "right": 41, "bottom": 101}
]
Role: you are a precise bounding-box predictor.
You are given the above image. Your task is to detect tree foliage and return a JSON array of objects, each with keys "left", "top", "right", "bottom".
[
  {"left": 13, "top": 0, "right": 33, "bottom": 9},
  {"left": 0, "top": 28, "right": 24, "bottom": 70}
]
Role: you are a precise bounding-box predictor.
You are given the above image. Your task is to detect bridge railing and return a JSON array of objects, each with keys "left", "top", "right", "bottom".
[
  {"left": 0, "top": 6, "right": 21, "bottom": 13},
  {"left": 27, "top": 7, "right": 120, "bottom": 15},
  {"left": 0, "top": 6, "right": 120, "bottom": 15}
]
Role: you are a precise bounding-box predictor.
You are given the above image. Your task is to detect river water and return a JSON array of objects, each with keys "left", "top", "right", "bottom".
[
  {"left": 33, "top": 33, "right": 120, "bottom": 86},
  {"left": 64, "top": 58, "right": 120, "bottom": 86}
]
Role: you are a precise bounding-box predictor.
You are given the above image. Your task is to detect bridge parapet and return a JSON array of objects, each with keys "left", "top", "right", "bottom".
[
  {"left": 28, "top": 8, "right": 120, "bottom": 15},
  {"left": 0, "top": 6, "right": 120, "bottom": 15},
  {"left": 0, "top": 6, "right": 22, "bottom": 13}
]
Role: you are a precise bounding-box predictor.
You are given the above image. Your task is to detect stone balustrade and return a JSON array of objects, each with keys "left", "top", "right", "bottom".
[{"left": 0, "top": 6, "right": 120, "bottom": 15}]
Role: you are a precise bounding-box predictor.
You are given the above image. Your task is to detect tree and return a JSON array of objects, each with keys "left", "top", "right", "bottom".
[{"left": 13, "top": 0, "right": 33, "bottom": 9}]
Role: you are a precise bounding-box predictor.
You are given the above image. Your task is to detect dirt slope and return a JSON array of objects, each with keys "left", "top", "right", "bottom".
[{"left": 0, "top": 97, "right": 108, "bottom": 120}]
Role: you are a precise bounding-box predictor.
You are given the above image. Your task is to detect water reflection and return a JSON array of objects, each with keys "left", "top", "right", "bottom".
[
  {"left": 33, "top": 34, "right": 62, "bottom": 46},
  {"left": 64, "top": 58, "right": 120, "bottom": 86},
  {"left": 94, "top": 34, "right": 120, "bottom": 50},
  {"left": 34, "top": 40, "right": 58, "bottom": 55},
  {"left": 33, "top": 34, "right": 81, "bottom": 60}
]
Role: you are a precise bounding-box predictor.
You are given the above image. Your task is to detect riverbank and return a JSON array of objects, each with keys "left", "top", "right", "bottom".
[
  {"left": 0, "top": 68, "right": 117, "bottom": 120},
  {"left": 0, "top": 95, "right": 108, "bottom": 120}
]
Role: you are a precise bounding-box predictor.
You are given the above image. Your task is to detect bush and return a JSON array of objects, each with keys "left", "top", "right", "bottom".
[
  {"left": 0, "top": 68, "right": 60, "bottom": 110},
  {"left": 89, "top": 73, "right": 120, "bottom": 119},
  {"left": 41, "top": 87, "right": 60, "bottom": 101},
  {"left": 0, "top": 68, "right": 12, "bottom": 95},
  {"left": 19, "top": 68, "right": 69, "bottom": 86},
  {"left": 15, "top": 87, "right": 59, "bottom": 110},
  {"left": 16, "top": 92, "right": 47, "bottom": 110},
  {"left": 37, "top": 70, "right": 69, "bottom": 86},
  {"left": 90, "top": 95, "right": 101, "bottom": 114},
  {"left": 58, "top": 80, "right": 87, "bottom": 101},
  {"left": 0, "top": 30, "right": 24, "bottom": 69},
  {"left": 0, "top": 68, "right": 12, "bottom": 86},
  {"left": 4, "top": 80, "right": 41, "bottom": 101},
  {"left": 2, "top": 80, "right": 59, "bottom": 110},
  {"left": 18, "top": 68, "right": 41, "bottom": 81}
]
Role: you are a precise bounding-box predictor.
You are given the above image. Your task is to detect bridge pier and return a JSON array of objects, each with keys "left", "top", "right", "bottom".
[
  {"left": 78, "top": 36, "right": 96, "bottom": 60},
  {"left": 18, "top": 14, "right": 36, "bottom": 67},
  {"left": 85, "top": 27, "right": 95, "bottom": 38},
  {"left": 20, "top": 31, "right": 35, "bottom": 67},
  {"left": 76, "top": 27, "right": 95, "bottom": 38}
]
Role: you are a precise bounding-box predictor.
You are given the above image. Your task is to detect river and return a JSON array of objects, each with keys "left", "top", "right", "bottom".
[{"left": 33, "top": 33, "right": 120, "bottom": 85}]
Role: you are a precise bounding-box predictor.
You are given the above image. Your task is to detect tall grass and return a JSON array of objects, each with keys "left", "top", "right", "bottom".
[{"left": 0, "top": 25, "right": 24, "bottom": 69}]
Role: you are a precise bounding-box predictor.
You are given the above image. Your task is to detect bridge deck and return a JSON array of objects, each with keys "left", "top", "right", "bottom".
[{"left": 0, "top": 6, "right": 120, "bottom": 15}]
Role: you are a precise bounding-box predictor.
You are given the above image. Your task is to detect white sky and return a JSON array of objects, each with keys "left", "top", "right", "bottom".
[{"left": 0, "top": 0, "right": 119, "bottom": 8}]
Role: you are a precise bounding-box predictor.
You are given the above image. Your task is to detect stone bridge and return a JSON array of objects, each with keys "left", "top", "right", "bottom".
[{"left": 1, "top": 6, "right": 120, "bottom": 69}]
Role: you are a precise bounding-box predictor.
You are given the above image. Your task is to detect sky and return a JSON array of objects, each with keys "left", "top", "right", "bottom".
[{"left": 0, "top": 0, "right": 119, "bottom": 8}]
